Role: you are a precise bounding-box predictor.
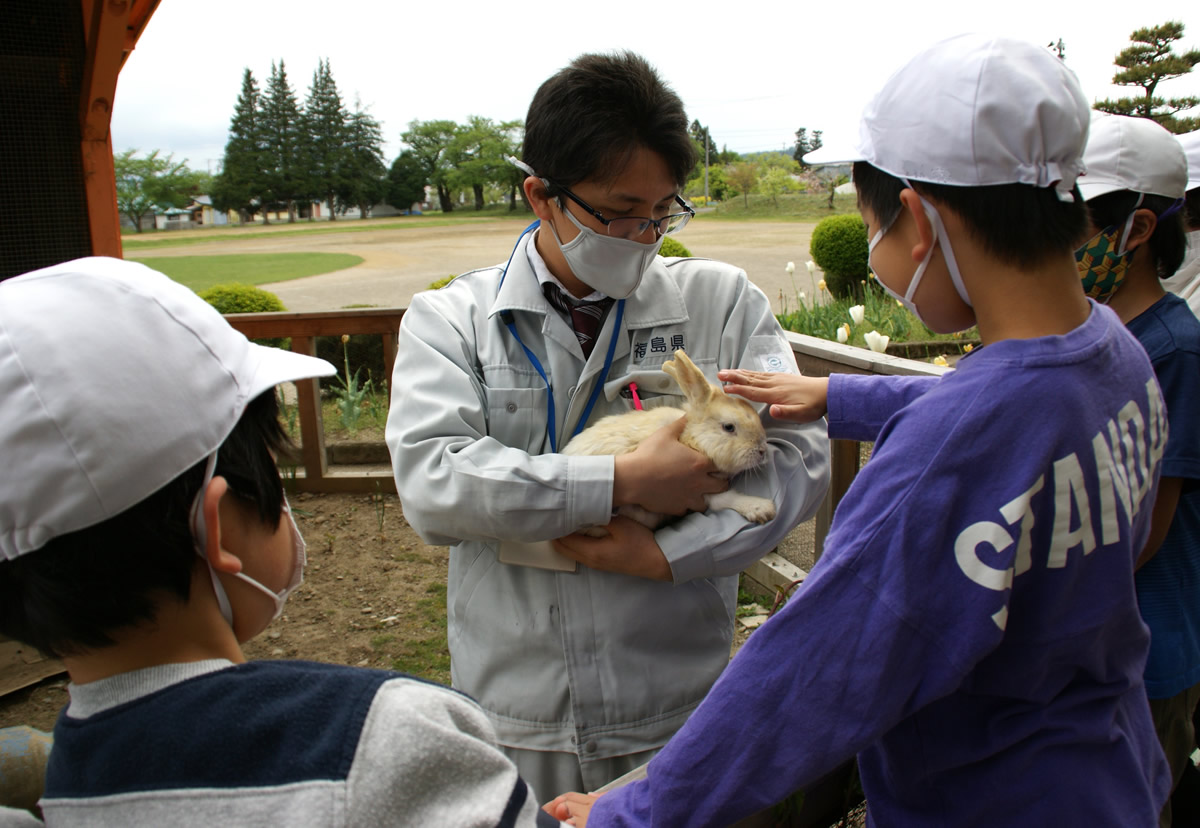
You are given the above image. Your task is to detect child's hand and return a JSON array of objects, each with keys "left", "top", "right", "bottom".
[
  {"left": 544, "top": 791, "right": 602, "bottom": 825},
  {"left": 718, "top": 370, "right": 829, "bottom": 423}
]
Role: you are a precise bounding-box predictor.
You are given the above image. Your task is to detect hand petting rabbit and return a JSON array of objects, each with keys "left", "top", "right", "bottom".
[{"left": 563, "top": 349, "right": 776, "bottom": 535}]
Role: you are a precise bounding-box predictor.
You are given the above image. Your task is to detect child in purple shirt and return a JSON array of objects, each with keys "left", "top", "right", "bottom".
[{"left": 548, "top": 34, "right": 1171, "bottom": 828}]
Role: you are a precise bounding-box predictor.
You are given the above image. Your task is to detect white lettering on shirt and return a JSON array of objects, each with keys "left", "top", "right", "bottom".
[{"left": 952, "top": 380, "right": 1166, "bottom": 630}]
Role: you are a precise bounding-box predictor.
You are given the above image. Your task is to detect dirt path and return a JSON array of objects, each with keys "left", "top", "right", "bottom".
[{"left": 128, "top": 217, "right": 821, "bottom": 313}]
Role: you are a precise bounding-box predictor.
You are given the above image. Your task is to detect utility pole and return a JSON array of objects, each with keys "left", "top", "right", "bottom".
[{"left": 704, "top": 132, "right": 710, "bottom": 203}]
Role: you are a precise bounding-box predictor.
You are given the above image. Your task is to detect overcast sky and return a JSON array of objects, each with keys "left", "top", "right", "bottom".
[{"left": 110, "top": 2, "right": 1199, "bottom": 175}]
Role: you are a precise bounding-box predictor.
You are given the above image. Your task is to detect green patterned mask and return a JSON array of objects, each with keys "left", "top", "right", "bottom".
[{"left": 1075, "top": 215, "right": 1136, "bottom": 302}]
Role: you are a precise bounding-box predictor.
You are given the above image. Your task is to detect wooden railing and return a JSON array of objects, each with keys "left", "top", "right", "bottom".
[
  {"left": 225, "top": 308, "right": 947, "bottom": 552},
  {"left": 225, "top": 308, "right": 406, "bottom": 494}
]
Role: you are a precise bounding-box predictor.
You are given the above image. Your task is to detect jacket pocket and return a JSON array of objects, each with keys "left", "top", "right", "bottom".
[{"left": 485, "top": 386, "right": 547, "bottom": 452}]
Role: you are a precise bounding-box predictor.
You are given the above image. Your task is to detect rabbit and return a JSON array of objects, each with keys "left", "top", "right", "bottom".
[{"left": 562, "top": 349, "right": 776, "bottom": 536}]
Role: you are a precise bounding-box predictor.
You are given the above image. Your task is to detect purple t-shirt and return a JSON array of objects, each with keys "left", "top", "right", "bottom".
[{"left": 590, "top": 303, "right": 1170, "bottom": 827}]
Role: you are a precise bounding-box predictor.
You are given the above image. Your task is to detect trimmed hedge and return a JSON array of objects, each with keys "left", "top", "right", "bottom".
[
  {"left": 659, "top": 236, "right": 692, "bottom": 258},
  {"left": 810, "top": 214, "right": 869, "bottom": 300},
  {"left": 199, "top": 283, "right": 288, "bottom": 350}
]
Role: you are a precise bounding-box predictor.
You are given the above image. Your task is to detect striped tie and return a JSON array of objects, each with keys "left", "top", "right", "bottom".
[{"left": 543, "top": 283, "right": 613, "bottom": 358}]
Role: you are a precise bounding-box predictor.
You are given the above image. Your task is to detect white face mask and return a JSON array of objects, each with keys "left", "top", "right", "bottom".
[
  {"left": 191, "top": 453, "right": 306, "bottom": 627},
  {"left": 868, "top": 191, "right": 972, "bottom": 328},
  {"left": 546, "top": 202, "right": 664, "bottom": 300}
]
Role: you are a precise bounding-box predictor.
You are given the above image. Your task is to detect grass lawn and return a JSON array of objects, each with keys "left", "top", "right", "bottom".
[
  {"left": 121, "top": 209, "right": 532, "bottom": 251},
  {"left": 704, "top": 191, "right": 859, "bottom": 220},
  {"left": 129, "top": 252, "right": 363, "bottom": 292}
]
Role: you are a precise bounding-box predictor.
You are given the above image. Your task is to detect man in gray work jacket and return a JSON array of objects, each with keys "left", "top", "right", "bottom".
[{"left": 386, "top": 51, "right": 830, "bottom": 806}]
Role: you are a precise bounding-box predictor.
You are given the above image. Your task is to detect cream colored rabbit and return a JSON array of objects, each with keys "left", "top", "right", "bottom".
[{"left": 562, "top": 349, "right": 776, "bottom": 535}]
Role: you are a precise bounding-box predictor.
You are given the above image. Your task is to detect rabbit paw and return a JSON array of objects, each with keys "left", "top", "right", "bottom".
[{"left": 706, "top": 491, "right": 776, "bottom": 524}]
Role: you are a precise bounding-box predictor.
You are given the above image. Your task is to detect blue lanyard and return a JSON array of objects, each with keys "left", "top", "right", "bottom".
[{"left": 498, "top": 220, "right": 623, "bottom": 452}]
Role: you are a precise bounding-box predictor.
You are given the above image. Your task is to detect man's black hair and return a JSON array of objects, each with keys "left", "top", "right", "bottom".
[
  {"left": 0, "top": 390, "right": 290, "bottom": 657},
  {"left": 1084, "top": 190, "right": 1188, "bottom": 280},
  {"left": 522, "top": 51, "right": 697, "bottom": 196},
  {"left": 853, "top": 162, "right": 1088, "bottom": 269}
]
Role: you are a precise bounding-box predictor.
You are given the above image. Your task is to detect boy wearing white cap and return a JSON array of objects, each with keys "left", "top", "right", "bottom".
[
  {"left": 0, "top": 258, "right": 564, "bottom": 827},
  {"left": 1161, "top": 129, "right": 1200, "bottom": 317},
  {"left": 548, "top": 34, "right": 1170, "bottom": 827},
  {"left": 1076, "top": 112, "right": 1200, "bottom": 827}
]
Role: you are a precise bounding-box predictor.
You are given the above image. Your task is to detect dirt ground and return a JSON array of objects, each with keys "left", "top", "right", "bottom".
[{"left": 127, "top": 215, "right": 820, "bottom": 314}]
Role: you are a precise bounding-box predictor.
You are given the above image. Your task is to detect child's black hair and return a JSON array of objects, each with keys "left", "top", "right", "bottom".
[
  {"left": 1084, "top": 191, "right": 1188, "bottom": 280},
  {"left": 853, "top": 161, "right": 1088, "bottom": 269},
  {"left": 1182, "top": 187, "right": 1200, "bottom": 232},
  {"left": 0, "top": 390, "right": 290, "bottom": 657}
]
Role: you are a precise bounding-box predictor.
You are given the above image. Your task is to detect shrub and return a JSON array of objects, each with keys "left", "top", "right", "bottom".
[
  {"left": 659, "top": 236, "right": 693, "bottom": 258},
  {"left": 809, "top": 214, "right": 869, "bottom": 300},
  {"left": 199, "top": 283, "right": 288, "bottom": 349},
  {"left": 428, "top": 274, "right": 457, "bottom": 290}
]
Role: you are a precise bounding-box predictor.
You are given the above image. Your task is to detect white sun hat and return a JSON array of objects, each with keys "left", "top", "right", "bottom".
[
  {"left": 0, "top": 257, "right": 335, "bottom": 561},
  {"left": 1176, "top": 129, "right": 1200, "bottom": 192},
  {"left": 804, "top": 33, "right": 1090, "bottom": 198},
  {"left": 1077, "top": 111, "right": 1188, "bottom": 201}
]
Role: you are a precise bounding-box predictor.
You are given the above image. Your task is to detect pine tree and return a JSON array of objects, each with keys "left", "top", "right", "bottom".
[
  {"left": 338, "top": 99, "right": 387, "bottom": 219},
  {"left": 303, "top": 58, "right": 348, "bottom": 220},
  {"left": 211, "top": 68, "right": 267, "bottom": 224},
  {"left": 260, "top": 60, "right": 306, "bottom": 222},
  {"left": 1094, "top": 21, "right": 1200, "bottom": 134}
]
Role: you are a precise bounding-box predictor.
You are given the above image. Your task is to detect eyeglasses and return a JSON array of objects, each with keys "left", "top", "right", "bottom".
[{"left": 555, "top": 185, "right": 695, "bottom": 240}]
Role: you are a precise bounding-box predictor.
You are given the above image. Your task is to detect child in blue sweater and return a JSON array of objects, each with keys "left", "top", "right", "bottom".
[{"left": 549, "top": 34, "right": 1171, "bottom": 828}]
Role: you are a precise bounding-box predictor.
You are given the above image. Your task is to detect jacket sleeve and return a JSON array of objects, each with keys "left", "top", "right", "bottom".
[
  {"left": 386, "top": 285, "right": 616, "bottom": 546},
  {"left": 346, "top": 678, "right": 565, "bottom": 827},
  {"left": 656, "top": 277, "right": 831, "bottom": 583}
]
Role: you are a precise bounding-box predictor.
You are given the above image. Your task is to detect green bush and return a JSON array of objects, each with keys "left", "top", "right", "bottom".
[
  {"left": 428, "top": 274, "right": 457, "bottom": 290},
  {"left": 199, "top": 283, "right": 288, "bottom": 349},
  {"left": 659, "top": 236, "right": 693, "bottom": 258},
  {"left": 809, "top": 214, "right": 869, "bottom": 300}
]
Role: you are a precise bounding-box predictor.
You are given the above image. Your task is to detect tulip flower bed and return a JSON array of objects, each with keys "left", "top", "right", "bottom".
[{"left": 776, "top": 272, "right": 977, "bottom": 359}]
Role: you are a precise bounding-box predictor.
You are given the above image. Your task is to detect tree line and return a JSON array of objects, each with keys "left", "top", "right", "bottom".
[{"left": 113, "top": 23, "right": 1197, "bottom": 230}]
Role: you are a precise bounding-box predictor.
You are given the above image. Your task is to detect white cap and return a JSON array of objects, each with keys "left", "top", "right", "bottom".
[
  {"left": 1177, "top": 129, "right": 1200, "bottom": 193},
  {"left": 1077, "top": 112, "right": 1188, "bottom": 201},
  {"left": 0, "top": 257, "right": 335, "bottom": 560},
  {"left": 804, "top": 34, "right": 1090, "bottom": 198}
]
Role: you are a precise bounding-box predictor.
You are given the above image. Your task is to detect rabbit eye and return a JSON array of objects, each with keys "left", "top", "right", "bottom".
[{"left": 722, "top": 422, "right": 736, "bottom": 434}]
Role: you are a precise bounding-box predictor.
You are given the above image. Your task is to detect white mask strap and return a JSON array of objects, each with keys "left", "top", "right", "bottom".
[
  {"left": 190, "top": 452, "right": 235, "bottom": 626},
  {"left": 1117, "top": 194, "right": 1145, "bottom": 255}
]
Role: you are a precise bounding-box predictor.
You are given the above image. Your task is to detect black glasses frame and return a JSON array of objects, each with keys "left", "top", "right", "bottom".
[{"left": 554, "top": 185, "right": 695, "bottom": 237}]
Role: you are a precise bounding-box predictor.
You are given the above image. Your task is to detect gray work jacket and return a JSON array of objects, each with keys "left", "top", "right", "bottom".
[{"left": 387, "top": 230, "right": 830, "bottom": 760}]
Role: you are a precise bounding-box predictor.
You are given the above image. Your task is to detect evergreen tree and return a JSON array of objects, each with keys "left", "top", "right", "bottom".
[
  {"left": 1095, "top": 21, "right": 1200, "bottom": 133},
  {"left": 303, "top": 58, "right": 348, "bottom": 220},
  {"left": 387, "top": 150, "right": 428, "bottom": 213},
  {"left": 339, "top": 100, "right": 388, "bottom": 219},
  {"left": 211, "top": 68, "right": 267, "bottom": 224},
  {"left": 793, "top": 127, "right": 823, "bottom": 166},
  {"left": 260, "top": 60, "right": 306, "bottom": 222}
]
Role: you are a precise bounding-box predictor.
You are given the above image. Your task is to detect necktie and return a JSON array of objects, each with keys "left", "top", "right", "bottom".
[{"left": 543, "top": 283, "right": 613, "bottom": 358}]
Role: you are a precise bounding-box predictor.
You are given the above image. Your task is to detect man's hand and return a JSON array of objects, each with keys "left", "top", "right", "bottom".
[
  {"left": 718, "top": 369, "right": 829, "bottom": 423},
  {"left": 553, "top": 516, "right": 672, "bottom": 581},
  {"left": 612, "top": 415, "right": 729, "bottom": 516},
  {"left": 544, "top": 791, "right": 603, "bottom": 826}
]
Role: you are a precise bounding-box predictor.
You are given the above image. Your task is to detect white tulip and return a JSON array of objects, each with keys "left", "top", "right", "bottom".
[
  {"left": 786, "top": 261, "right": 795, "bottom": 274},
  {"left": 864, "top": 330, "right": 890, "bottom": 353},
  {"left": 836, "top": 324, "right": 849, "bottom": 344},
  {"left": 799, "top": 291, "right": 807, "bottom": 304},
  {"left": 849, "top": 305, "right": 865, "bottom": 326},
  {"left": 805, "top": 260, "right": 816, "bottom": 275}
]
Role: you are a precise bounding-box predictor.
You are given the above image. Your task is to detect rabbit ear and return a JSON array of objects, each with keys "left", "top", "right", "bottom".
[{"left": 662, "top": 349, "right": 715, "bottom": 407}]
